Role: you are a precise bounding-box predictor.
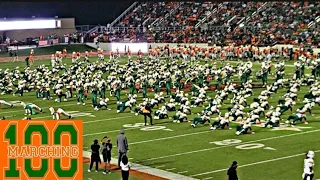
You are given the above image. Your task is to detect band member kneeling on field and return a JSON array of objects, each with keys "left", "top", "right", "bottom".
[
  {"left": 88, "top": 139, "right": 101, "bottom": 172},
  {"left": 141, "top": 102, "right": 153, "bottom": 126},
  {"left": 102, "top": 137, "right": 112, "bottom": 174}
]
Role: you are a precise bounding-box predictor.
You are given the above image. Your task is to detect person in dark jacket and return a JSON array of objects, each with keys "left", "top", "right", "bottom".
[
  {"left": 117, "top": 129, "right": 129, "bottom": 168},
  {"left": 88, "top": 139, "right": 101, "bottom": 172},
  {"left": 25, "top": 57, "right": 30, "bottom": 67},
  {"left": 227, "top": 161, "right": 238, "bottom": 180},
  {"left": 141, "top": 103, "right": 153, "bottom": 126}
]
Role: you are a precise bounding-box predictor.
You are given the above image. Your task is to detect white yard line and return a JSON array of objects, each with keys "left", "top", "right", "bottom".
[
  {"left": 83, "top": 150, "right": 198, "bottom": 180},
  {"left": 137, "top": 129, "right": 320, "bottom": 162},
  {"left": 130, "top": 131, "right": 210, "bottom": 145},
  {"left": 191, "top": 149, "right": 320, "bottom": 177},
  {"left": 33, "top": 115, "right": 54, "bottom": 119},
  {"left": 0, "top": 102, "right": 77, "bottom": 114},
  {"left": 83, "top": 127, "right": 139, "bottom": 137},
  {"left": 83, "top": 116, "right": 133, "bottom": 124},
  {"left": 202, "top": 177, "right": 213, "bottom": 180},
  {"left": 32, "top": 110, "right": 95, "bottom": 119},
  {"left": 83, "top": 122, "right": 172, "bottom": 137},
  {"left": 165, "top": 168, "right": 176, "bottom": 171}
]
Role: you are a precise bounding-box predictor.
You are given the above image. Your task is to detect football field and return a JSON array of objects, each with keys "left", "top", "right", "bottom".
[{"left": 0, "top": 56, "right": 319, "bottom": 180}]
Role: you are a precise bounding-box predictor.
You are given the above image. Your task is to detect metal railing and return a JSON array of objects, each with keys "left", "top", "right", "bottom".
[
  {"left": 195, "top": 4, "right": 219, "bottom": 29},
  {"left": 109, "top": 1, "right": 139, "bottom": 27},
  {"left": 75, "top": 25, "right": 97, "bottom": 33},
  {"left": 152, "top": 2, "right": 182, "bottom": 27},
  {"left": 308, "top": 16, "right": 320, "bottom": 28}
]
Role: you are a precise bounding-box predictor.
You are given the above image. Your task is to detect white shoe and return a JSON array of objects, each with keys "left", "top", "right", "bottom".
[
  {"left": 83, "top": 103, "right": 86, "bottom": 105},
  {"left": 103, "top": 171, "right": 107, "bottom": 175},
  {"left": 64, "top": 99, "right": 68, "bottom": 102},
  {"left": 77, "top": 102, "right": 81, "bottom": 105},
  {"left": 95, "top": 170, "right": 98, "bottom": 172},
  {"left": 87, "top": 169, "right": 91, "bottom": 172}
]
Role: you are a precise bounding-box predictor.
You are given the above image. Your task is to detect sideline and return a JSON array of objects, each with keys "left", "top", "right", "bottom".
[{"left": 83, "top": 150, "right": 198, "bottom": 180}]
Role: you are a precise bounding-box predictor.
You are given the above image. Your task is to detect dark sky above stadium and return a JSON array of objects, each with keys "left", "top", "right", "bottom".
[{"left": 0, "top": 1, "right": 135, "bottom": 25}]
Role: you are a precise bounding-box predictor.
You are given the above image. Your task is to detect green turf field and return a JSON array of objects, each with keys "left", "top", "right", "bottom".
[
  {"left": 0, "top": 56, "right": 319, "bottom": 180},
  {"left": 0, "top": 44, "right": 96, "bottom": 57}
]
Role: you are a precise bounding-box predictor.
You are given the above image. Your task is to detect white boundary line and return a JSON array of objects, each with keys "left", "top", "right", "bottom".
[
  {"left": 166, "top": 168, "right": 176, "bottom": 171},
  {"left": 155, "top": 165, "right": 166, "bottom": 168},
  {"left": 137, "top": 129, "right": 320, "bottom": 162},
  {"left": 83, "top": 150, "right": 198, "bottom": 180},
  {"left": 191, "top": 149, "right": 320, "bottom": 177},
  {"left": 82, "top": 121, "right": 173, "bottom": 137},
  {"left": 202, "top": 177, "right": 213, "bottom": 180},
  {"left": 130, "top": 131, "right": 210, "bottom": 145},
  {"left": 83, "top": 116, "right": 133, "bottom": 124},
  {"left": 0, "top": 102, "right": 77, "bottom": 114}
]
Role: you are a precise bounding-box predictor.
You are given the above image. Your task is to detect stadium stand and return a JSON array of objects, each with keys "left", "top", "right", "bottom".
[{"left": 81, "top": 1, "right": 320, "bottom": 46}]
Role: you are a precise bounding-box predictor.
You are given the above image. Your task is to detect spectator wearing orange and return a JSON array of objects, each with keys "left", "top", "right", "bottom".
[{"left": 29, "top": 49, "right": 34, "bottom": 65}]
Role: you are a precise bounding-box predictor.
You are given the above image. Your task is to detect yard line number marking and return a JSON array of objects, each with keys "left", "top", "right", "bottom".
[
  {"left": 123, "top": 123, "right": 172, "bottom": 131},
  {"left": 210, "top": 139, "right": 275, "bottom": 150}
]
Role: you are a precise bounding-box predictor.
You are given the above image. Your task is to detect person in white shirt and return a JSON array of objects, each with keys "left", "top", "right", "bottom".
[
  {"left": 120, "top": 155, "right": 130, "bottom": 180},
  {"left": 303, "top": 151, "right": 315, "bottom": 180}
]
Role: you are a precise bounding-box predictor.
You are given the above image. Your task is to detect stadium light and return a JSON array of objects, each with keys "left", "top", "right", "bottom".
[{"left": 0, "top": 19, "right": 57, "bottom": 31}]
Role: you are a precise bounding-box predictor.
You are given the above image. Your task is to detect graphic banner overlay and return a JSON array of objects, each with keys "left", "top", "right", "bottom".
[{"left": 0, "top": 120, "right": 83, "bottom": 180}]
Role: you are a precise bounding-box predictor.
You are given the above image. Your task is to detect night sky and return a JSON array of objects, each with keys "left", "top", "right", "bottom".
[{"left": 0, "top": 1, "right": 135, "bottom": 25}]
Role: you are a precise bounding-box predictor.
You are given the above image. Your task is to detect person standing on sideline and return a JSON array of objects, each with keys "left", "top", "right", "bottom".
[
  {"left": 102, "top": 138, "right": 112, "bottom": 174},
  {"left": 117, "top": 129, "right": 129, "bottom": 168},
  {"left": 120, "top": 155, "right": 131, "bottom": 180},
  {"left": 303, "top": 151, "right": 315, "bottom": 180},
  {"left": 227, "top": 161, "right": 238, "bottom": 180},
  {"left": 88, "top": 139, "right": 101, "bottom": 172}
]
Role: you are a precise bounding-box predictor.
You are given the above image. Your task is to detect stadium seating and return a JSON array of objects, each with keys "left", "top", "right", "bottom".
[
  {"left": 83, "top": 1, "right": 320, "bottom": 46},
  {"left": 234, "top": 2, "right": 320, "bottom": 46},
  {"left": 118, "top": 2, "right": 180, "bottom": 28}
]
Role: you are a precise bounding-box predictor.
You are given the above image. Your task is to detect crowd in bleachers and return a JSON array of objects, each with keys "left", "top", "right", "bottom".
[
  {"left": 81, "top": 1, "right": 320, "bottom": 47},
  {"left": 118, "top": 2, "right": 180, "bottom": 28},
  {"left": 232, "top": 2, "right": 320, "bottom": 46}
]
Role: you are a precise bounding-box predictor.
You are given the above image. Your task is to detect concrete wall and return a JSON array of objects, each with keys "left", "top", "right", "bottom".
[
  {"left": 86, "top": 43, "right": 210, "bottom": 53},
  {"left": 86, "top": 42, "right": 320, "bottom": 55},
  {"left": 0, "top": 18, "right": 76, "bottom": 41}
]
